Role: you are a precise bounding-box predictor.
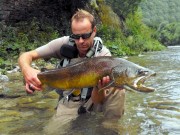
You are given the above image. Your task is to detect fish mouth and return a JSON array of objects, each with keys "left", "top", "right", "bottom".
[{"left": 127, "top": 73, "right": 156, "bottom": 92}]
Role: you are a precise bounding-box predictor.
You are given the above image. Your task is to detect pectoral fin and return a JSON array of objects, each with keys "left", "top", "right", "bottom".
[
  {"left": 98, "top": 66, "right": 124, "bottom": 92},
  {"left": 111, "top": 65, "right": 126, "bottom": 86},
  {"left": 98, "top": 80, "right": 115, "bottom": 92}
]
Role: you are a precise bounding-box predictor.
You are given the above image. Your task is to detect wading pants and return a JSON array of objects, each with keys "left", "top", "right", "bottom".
[{"left": 44, "top": 88, "right": 125, "bottom": 134}]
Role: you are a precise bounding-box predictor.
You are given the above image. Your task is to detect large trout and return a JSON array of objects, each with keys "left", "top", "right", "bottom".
[{"left": 37, "top": 56, "right": 156, "bottom": 92}]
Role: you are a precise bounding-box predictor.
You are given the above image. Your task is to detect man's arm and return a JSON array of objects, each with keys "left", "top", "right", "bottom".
[
  {"left": 18, "top": 50, "right": 42, "bottom": 93},
  {"left": 18, "top": 37, "right": 70, "bottom": 93}
]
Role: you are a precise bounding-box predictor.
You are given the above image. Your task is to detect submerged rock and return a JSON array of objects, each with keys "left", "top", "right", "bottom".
[
  {"left": 148, "top": 101, "right": 180, "bottom": 111},
  {"left": 0, "top": 109, "right": 35, "bottom": 123}
]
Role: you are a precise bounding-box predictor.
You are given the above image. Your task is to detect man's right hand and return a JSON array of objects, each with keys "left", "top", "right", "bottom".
[
  {"left": 23, "top": 67, "right": 42, "bottom": 94},
  {"left": 18, "top": 50, "right": 42, "bottom": 94}
]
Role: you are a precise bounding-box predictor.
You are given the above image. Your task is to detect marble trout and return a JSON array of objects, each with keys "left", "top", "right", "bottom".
[{"left": 37, "top": 56, "right": 156, "bottom": 92}]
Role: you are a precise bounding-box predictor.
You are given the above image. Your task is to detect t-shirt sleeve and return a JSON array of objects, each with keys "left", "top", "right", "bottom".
[{"left": 35, "top": 36, "right": 69, "bottom": 59}]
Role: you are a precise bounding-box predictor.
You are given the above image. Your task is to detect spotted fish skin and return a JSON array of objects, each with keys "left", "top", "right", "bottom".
[{"left": 37, "top": 56, "right": 156, "bottom": 92}]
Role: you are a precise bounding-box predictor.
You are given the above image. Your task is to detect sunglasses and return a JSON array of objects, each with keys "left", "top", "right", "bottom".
[{"left": 70, "top": 31, "right": 93, "bottom": 40}]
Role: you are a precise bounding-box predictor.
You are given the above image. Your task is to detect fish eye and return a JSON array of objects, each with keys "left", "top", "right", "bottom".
[{"left": 138, "top": 69, "right": 148, "bottom": 75}]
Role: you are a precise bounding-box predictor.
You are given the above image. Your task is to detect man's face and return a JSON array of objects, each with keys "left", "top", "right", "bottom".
[{"left": 71, "top": 18, "right": 96, "bottom": 57}]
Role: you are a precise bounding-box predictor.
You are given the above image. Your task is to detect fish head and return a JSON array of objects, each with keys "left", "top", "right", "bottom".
[{"left": 124, "top": 64, "right": 156, "bottom": 92}]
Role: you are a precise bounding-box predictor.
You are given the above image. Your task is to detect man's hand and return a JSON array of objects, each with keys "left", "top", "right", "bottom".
[
  {"left": 18, "top": 50, "right": 42, "bottom": 94},
  {"left": 97, "top": 76, "right": 110, "bottom": 90},
  {"left": 23, "top": 67, "right": 42, "bottom": 94},
  {"left": 91, "top": 76, "right": 111, "bottom": 104}
]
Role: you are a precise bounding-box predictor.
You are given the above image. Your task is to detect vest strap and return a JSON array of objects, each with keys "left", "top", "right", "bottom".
[
  {"left": 62, "top": 59, "right": 70, "bottom": 67},
  {"left": 81, "top": 88, "right": 89, "bottom": 99}
]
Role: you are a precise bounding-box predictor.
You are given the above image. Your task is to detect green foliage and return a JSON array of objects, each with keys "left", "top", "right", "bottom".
[
  {"left": 90, "top": 0, "right": 99, "bottom": 10},
  {"left": 97, "top": 24, "right": 123, "bottom": 41},
  {"left": 140, "top": 0, "right": 180, "bottom": 28},
  {"left": 97, "top": 3, "right": 121, "bottom": 29},
  {"left": 97, "top": 9, "right": 165, "bottom": 56},
  {"left": 140, "top": 0, "right": 180, "bottom": 45},
  {"left": 105, "top": 0, "right": 143, "bottom": 18},
  {"left": 97, "top": 25, "right": 130, "bottom": 56},
  {"left": 96, "top": 0, "right": 165, "bottom": 56},
  {"left": 155, "top": 22, "right": 180, "bottom": 45},
  {"left": 0, "top": 19, "right": 59, "bottom": 69},
  {"left": 125, "top": 9, "right": 165, "bottom": 53}
]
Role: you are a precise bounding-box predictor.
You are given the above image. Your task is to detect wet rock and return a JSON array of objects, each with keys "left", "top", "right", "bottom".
[
  {"left": 7, "top": 66, "right": 20, "bottom": 73},
  {"left": 0, "top": 74, "right": 9, "bottom": 82},
  {"left": 148, "top": 101, "right": 180, "bottom": 111}
]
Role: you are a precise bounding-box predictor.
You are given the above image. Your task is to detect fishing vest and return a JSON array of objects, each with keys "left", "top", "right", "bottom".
[{"left": 57, "top": 36, "right": 103, "bottom": 101}]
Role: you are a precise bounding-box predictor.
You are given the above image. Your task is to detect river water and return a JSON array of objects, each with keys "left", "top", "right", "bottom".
[{"left": 0, "top": 46, "right": 180, "bottom": 135}]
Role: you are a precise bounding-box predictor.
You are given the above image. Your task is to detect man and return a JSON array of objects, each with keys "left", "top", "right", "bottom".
[{"left": 18, "top": 9, "right": 125, "bottom": 120}]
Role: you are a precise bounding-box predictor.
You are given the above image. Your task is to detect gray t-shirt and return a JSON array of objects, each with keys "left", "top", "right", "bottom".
[{"left": 36, "top": 36, "right": 111, "bottom": 59}]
